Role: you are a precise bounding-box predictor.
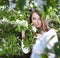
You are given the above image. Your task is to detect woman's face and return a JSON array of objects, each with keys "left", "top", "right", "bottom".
[{"left": 31, "top": 12, "right": 41, "bottom": 28}]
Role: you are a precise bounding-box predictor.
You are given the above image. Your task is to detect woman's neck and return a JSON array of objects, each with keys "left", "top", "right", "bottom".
[{"left": 36, "top": 28, "right": 44, "bottom": 34}]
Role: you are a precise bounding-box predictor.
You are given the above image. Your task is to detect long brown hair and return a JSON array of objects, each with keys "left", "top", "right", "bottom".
[
  {"left": 43, "top": 20, "right": 50, "bottom": 32},
  {"left": 29, "top": 9, "right": 46, "bottom": 32}
]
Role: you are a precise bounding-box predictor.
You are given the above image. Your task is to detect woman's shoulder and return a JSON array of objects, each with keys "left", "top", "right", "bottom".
[
  {"left": 48, "top": 28, "right": 56, "bottom": 33},
  {"left": 50, "top": 28, "right": 56, "bottom": 31},
  {"left": 42, "top": 28, "right": 57, "bottom": 37}
]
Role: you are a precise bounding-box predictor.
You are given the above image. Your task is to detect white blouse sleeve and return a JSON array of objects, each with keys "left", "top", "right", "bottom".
[
  {"left": 21, "top": 40, "right": 30, "bottom": 54},
  {"left": 46, "top": 29, "right": 58, "bottom": 49}
]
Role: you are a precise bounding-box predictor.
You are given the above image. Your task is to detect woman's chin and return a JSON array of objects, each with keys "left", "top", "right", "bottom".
[{"left": 36, "top": 26, "right": 40, "bottom": 28}]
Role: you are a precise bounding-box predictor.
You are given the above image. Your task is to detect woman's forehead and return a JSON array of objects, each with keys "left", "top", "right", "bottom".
[{"left": 32, "top": 12, "right": 40, "bottom": 18}]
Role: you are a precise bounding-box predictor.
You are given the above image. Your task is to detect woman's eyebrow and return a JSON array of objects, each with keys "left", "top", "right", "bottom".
[{"left": 32, "top": 17, "right": 36, "bottom": 19}]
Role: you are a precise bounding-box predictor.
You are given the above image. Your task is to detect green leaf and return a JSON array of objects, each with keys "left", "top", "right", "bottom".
[
  {"left": 16, "top": 0, "right": 26, "bottom": 11},
  {"left": 41, "top": 54, "right": 48, "bottom": 58}
]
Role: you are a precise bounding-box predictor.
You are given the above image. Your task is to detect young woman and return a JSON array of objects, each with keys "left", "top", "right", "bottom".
[{"left": 21, "top": 9, "right": 58, "bottom": 58}]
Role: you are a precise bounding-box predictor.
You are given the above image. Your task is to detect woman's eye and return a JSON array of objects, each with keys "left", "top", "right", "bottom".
[{"left": 32, "top": 18, "right": 36, "bottom": 20}]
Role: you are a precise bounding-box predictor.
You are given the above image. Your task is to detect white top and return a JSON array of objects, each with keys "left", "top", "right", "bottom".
[
  {"left": 21, "top": 28, "right": 58, "bottom": 58},
  {"left": 21, "top": 40, "right": 30, "bottom": 54}
]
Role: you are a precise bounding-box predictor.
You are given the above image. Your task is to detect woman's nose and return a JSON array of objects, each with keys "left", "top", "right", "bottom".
[{"left": 36, "top": 20, "right": 39, "bottom": 23}]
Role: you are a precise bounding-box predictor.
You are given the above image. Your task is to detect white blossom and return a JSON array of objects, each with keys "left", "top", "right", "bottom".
[
  {"left": 24, "top": 0, "right": 29, "bottom": 9},
  {"left": 59, "top": 28, "right": 60, "bottom": 30},
  {"left": 18, "top": 10, "right": 21, "bottom": 14},
  {"left": 20, "top": 14, "right": 23, "bottom": 17},
  {"left": 20, "top": 20, "right": 28, "bottom": 28},
  {"left": 30, "top": 3, "right": 33, "bottom": 8},
  {"left": 50, "top": 23, "right": 54, "bottom": 27},
  {"left": 16, "top": 19, "right": 21, "bottom": 24},
  {"left": 9, "top": 45, "right": 12, "bottom": 48},
  {"left": 32, "top": 26, "right": 37, "bottom": 32},
  {"left": 9, "top": 0, "right": 16, "bottom": 10},
  {"left": 15, "top": 50, "right": 17, "bottom": 52},
  {"left": 50, "top": 7, "right": 52, "bottom": 9},
  {"left": 3, "top": 44, "right": 6, "bottom": 46},
  {"left": 34, "top": 2, "right": 38, "bottom": 7},
  {"left": 0, "top": 6, "right": 6, "bottom": 10},
  {"left": 2, "top": 17, "right": 8, "bottom": 22},
  {"left": 2, "top": 39, "right": 6, "bottom": 43},
  {"left": 0, "top": 48, "right": 3, "bottom": 51},
  {"left": 16, "top": 19, "right": 28, "bottom": 28},
  {"left": 26, "top": 0, "right": 29, "bottom": 7}
]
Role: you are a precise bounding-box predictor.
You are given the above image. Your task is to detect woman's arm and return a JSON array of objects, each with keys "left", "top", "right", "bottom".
[
  {"left": 21, "top": 30, "right": 30, "bottom": 54},
  {"left": 21, "top": 30, "right": 25, "bottom": 38},
  {"left": 21, "top": 40, "right": 30, "bottom": 54},
  {"left": 46, "top": 29, "right": 58, "bottom": 49}
]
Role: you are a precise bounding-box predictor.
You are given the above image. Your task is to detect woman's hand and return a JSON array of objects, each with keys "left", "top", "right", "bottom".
[{"left": 21, "top": 30, "right": 25, "bottom": 39}]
